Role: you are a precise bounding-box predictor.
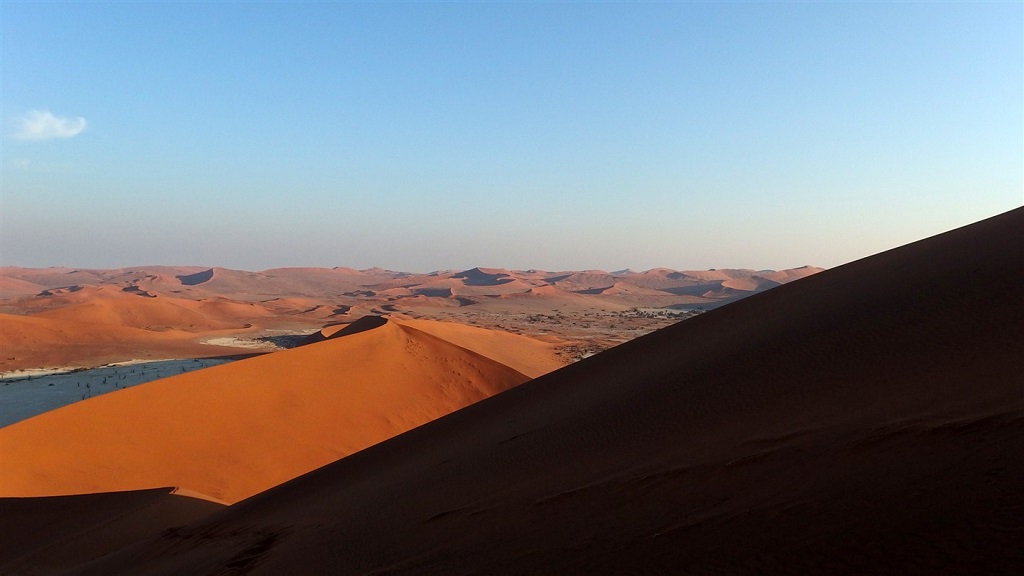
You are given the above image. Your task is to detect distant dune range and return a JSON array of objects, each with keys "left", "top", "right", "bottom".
[
  {"left": 0, "top": 263, "right": 821, "bottom": 371},
  {"left": 0, "top": 207, "right": 1012, "bottom": 575}
]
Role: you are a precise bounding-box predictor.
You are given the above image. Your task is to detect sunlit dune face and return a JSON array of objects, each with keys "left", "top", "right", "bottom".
[{"left": 0, "top": 318, "right": 557, "bottom": 504}]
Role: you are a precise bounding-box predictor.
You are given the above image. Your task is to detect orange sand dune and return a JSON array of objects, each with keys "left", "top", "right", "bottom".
[
  {"left": 311, "top": 317, "right": 566, "bottom": 378},
  {"left": 238, "top": 267, "right": 376, "bottom": 297},
  {"left": 328, "top": 266, "right": 369, "bottom": 275},
  {"left": 719, "top": 275, "right": 781, "bottom": 291},
  {"left": 257, "top": 296, "right": 346, "bottom": 319},
  {"left": 2, "top": 264, "right": 821, "bottom": 373},
  {"left": 761, "top": 264, "right": 824, "bottom": 282},
  {"left": 0, "top": 266, "right": 207, "bottom": 293},
  {"left": 0, "top": 267, "right": 104, "bottom": 287},
  {"left": 591, "top": 281, "right": 673, "bottom": 297},
  {"left": 0, "top": 313, "right": 241, "bottom": 371},
  {"left": 260, "top": 266, "right": 365, "bottom": 276},
  {"left": 546, "top": 270, "right": 618, "bottom": 291},
  {"left": 3, "top": 265, "right": 820, "bottom": 303},
  {"left": 21, "top": 285, "right": 269, "bottom": 333},
  {"left": 0, "top": 318, "right": 546, "bottom": 504},
  {"left": 0, "top": 274, "right": 44, "bottom": 296},
  {"left": 392, "top": 318, "right": 565, "bottom": 378},
  {"left": 175, "top": 266, "right": 383, "bottom": 299},
  {"left": 71, "top": 208, "right": 1023, "bottom": 575},
  {"left": 367, "top": 270, "right": 535, "bottom": 297},
  {"left": 377, "top": 293, "right": 468, "bottom": 308},
  {"left": 677, "top": 267, "right": 755, "bottom": 280},
  {"left": 102, "top": 267, "right": 208, "bottom": 288},
  {"left": 490, "top": 284, "right": 638, "bottom": 313},
  {"left": 174, "top": 267, "right": 301, "bottom": 299},
  {"left": 521, "top": 283, "right": 572, "bottom": 297}
]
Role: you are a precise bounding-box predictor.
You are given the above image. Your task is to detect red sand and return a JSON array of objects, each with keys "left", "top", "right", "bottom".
[
  {"left": 1, "top": 264, "right": 820, "bottom": 372},
  {"left": 47, "top": 208, "right": 1024, "bottom": 574},
  {"left": 0, "top": 318, "right": 549, "bottom": 504},
  {"left": 0, "top": 312, "right": 243, "bottom": 369}
]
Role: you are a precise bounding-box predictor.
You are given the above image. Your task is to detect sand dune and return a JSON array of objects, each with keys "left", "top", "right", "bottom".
[
  {"left": 393, "top": 318, "right": 565, "bottom": 378},
  {"left": 760, "top": 264, "right": 823, "bottom": 282},
  {"left": 719, "top": 275, "right": 781, "bottom": 291},
  {"left": 587, "top": 281, "right": 672, "bottom": 297},
  {"left": 1, "top": 263, "right": 817, "bottom": 372},
  {"left": 546, "top": 270, "right": 618, "bottom": 291},
  {"left": 0, "top": 285, "right": 275, "bottom": 371},
  {"left": 29, "top": 286, "right": 270, "bottom": 332},
  {"left": 451, "top": 267, "right": 517, "bottom": 286},
  {"left": 0, "top": 275, "right": 45, "bottom": 296},
  {"left": 306, "top": 317, "right": 563, "bottom": 379},
  {"left": 0, "top": 313, "right": 241, "bottom": 371},
  {"left": 65, "top": 208, "right": 1023, "bottom": 574},
  {"left": 0, "top": 267, "right": 103, "bottom": 288},
  {"left": 179, "top": 266, "right": 388, "bottom": 299},
  {"left": 0, "top": 318, "right": 552, "bottom": 505},
  {"left": 0, "top": 488, "right": 222, "bottom": 574}
]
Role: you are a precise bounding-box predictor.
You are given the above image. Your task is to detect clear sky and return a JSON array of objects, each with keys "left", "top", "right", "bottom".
[{"left": 1, "top": 1, "right": 1021, "bottom": 272}]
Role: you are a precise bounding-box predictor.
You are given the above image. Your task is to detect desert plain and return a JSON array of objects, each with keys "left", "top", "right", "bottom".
[
  {"left": 0, "top": 262, "right": 823, "bottom": 373},
  {"left": 0, "top": 208, "right": 1021, "bottom": 574}
]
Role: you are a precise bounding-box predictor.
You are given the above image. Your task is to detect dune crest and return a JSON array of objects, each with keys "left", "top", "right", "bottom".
[
  {"left": 0, "top": 488, "right": 222, "bottom": 574},
  {"left": 0, "top": 318, "right": 547, "bottom": 504},
  {"left": 62, "top": 208, "right": 1023, "bottom": 575}
]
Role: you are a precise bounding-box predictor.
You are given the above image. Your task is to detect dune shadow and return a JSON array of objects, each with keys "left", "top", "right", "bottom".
[{"left": 177, "top": 269, "right": 214, "bottom": 286}]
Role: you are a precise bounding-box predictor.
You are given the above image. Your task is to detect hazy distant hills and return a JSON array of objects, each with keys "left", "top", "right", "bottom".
[
  {"left": 0, "top": 264, "right": 822, "bottom": 372},
  {"left": 1, "top": 264, "right": 823, "bottom": 303}
]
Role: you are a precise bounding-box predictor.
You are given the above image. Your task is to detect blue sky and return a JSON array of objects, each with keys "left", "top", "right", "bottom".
[{"left": 2, "top": 2, "right": 1021, "bottom": 272}]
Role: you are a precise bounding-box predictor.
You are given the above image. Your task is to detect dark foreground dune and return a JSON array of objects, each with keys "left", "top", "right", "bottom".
[
  {"left": 17, "top": 208, "right": 1024, "bottom": 574},
  {"left": 0, "top": 488, "right": 222, "bottom": 574}
]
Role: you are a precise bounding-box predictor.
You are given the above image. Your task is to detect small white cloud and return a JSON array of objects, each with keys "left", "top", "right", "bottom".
[{"left": 14, "top": 109, "right": 87, "bottom": 141}]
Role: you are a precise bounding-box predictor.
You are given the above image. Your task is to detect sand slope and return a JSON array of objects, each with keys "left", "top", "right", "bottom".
[
  {"left": 70, "top": 208, "right": 1023, "bottom": 574},
  {"left": 0, "top": 318, "right": 539, "bottom": 505},
  {"left": 389, "top": 318, "right": 565, "bottom": 378},
  {"left": 0, "top": 488, "right": 222, "bottom": 575},
  {"left": 29, "top": 285, "right": 269, "bottom": 332},
  {"left": 0, "top": 313, "right": 242, "bottom": 370}
]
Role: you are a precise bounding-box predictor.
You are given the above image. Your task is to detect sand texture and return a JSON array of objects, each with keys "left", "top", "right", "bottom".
[
  {"left": 0, "top": 318, "right": 549, "bottom": 505},
  {"left": 42, "top": 208, "right": 1023, "bottom": 574}
]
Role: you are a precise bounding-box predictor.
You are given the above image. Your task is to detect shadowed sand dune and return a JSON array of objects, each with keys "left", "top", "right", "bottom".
[
  {"left": 0, "top": 488, "right": 222, "bottom": 575},
  {"left": 175, "top": 268, "right": 215, "bottom": 286},
  {"left": 64, "top": 208, "right": 1023, "bottom": 575},
  {"left": 451, "top": 267, "right": 516, "bottom": 286},
  {"left": 0, "top": 319, "right": 551, "bottom": 505}
]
